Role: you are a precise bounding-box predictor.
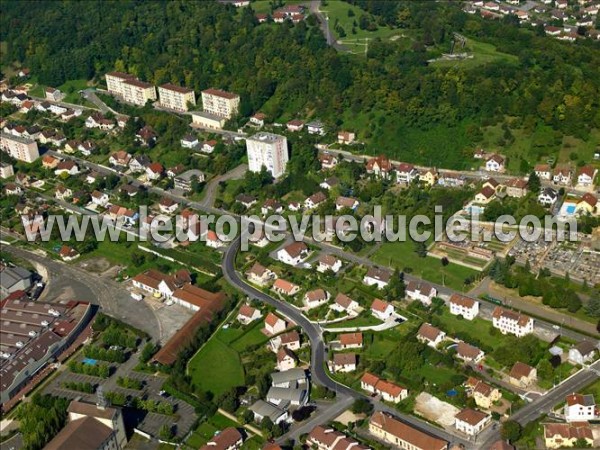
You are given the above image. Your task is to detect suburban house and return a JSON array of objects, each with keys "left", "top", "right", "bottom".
[
  {"left": 146, "top": 162, "right": 164, "bottom": 180},
  {"left": 55, "top": 185, "right": 73, "bottom": 200},
  {"left": 316, "top": 254, "right": 342, "bottom": 273},
  {"left": 305, "top": 191, "right": 327, "bottom": 209},
  {"left": 337, "top": 131, "right": 355, "bottom": 145},
  {"left": 576, "top": 166, "right": 597, "bottom": 187},
  {"left": 237, "top": 304, "right": 261, "bottom": 325},
  {"left": 272, "top": 279, "right": 300, "bottom": 297},
  {"left": 261, "top": 199, "right": 284, "bottom": 215},
  {"left": 419, "top": 169, "right": 438, "bottom": 186},
  {"left": 304, "top": 289, "right": 330, "bottom": 309},
  {"left": 534, "top": 164, "right": 552, "bottom": 180},
  {"left": 505, "top": 178, "right": 529, "bottom": 198},
  {"left": 58, "top": 245, "right": 80, "bottom": 261},
  {"left": 553, "top": 165, "right": 572, "bottom": 185},
  {"left": 366, "top": 155, "right": 393, "bottom": 179},
  {"left": 286, "top": 119, "right": 304, "bottom": 132},
  {"left": 564, "top": 394, "right": 597, "bottom": 422},
  {"left": 54, "top": 160, "right": 79, "bottom": 176},
  {"left": 406, "top": 281, "right": 437, "bottom": 306},
  {"left": 236, "top": 194, "right": 257, "bottom": 209},
  {"left": 91, "top": 190, "right": 109, "bottom": 207},
  {"left": 264, "top": 312, "right": 287, "bottom": 335},
  {"left": 465, "top": 377, "right": 502, "bottom": 409},
  {"left": 576, "top": 193, "right": 598, "bottom": 216},
  {"left": 474, "top": 186, "right": 496, "bottom": 204},
  {"left": 277, "top": 347, "right": 297, "bottom": 371},
  {"left": 158, "top": 197, "right": 178, "bottom": 214},
  {"left": 266, "top": 386, "right": 308, "bottom": 409},
  {"left": 416, "top": 323, "right": 446, "bottom": 348},
  {"left": 201, "top": 140, "right": 217, "bottom": 153},
  {"left": 42, "top": 155, "right": 60, "bottom": 169},
  {"left": 543, "top": 422, "right": 593, "bottom": 449},
  {"left": 318, "top": 153, "right": 338, "bottom": 170},
  {"left": 370, "top": 298, "right": 394, "bottom": 320},
  {"left": 363, "top": 267, "right": 391, "bottom": 289},
  {"left": 307, "top": 425, "right": 366, "bottom": 450},
  {"left": 306, "top": 120, "right": 326, "bottom": 135},
  {"left": 456, "top": 342, "right": 485, "bottom": 363},
  {"left": 492, "top": 307, "right": 534, "bottom": 337},
  {"left": 277, "top": 242, "right": 310, "bottom": 266},
  {"left": 180, "top": 134, "right": 199, "bottom": 149},
  {"left": 360, "top": 373, "right": 408, "bottom": 403},
  {"left": 271, "top": 368, "right": 307, "bottom": 389},
  {"left": 485, "top": 154, "right": 505, "bottom": 172},
  {"left": 109, "top": 150, "right": 131, "bottom": 167},
  {"left": 130, "top": 155, "right": 154, "bottom": 172},
  {"left": 330, "top": 293, "right": 359, "bottom": 316},
  {"left": 199, "top": 427, "right": 243, "bottom": 450},
  {"left": 568, "top": 341, "right": 597, "bottom": 365},
  {"left": 395, "top": 163, "right": 419, "bottom": 184},
  {"left": 335, "top": 196, "right": 359, "bottom": 211},
  {"left": 329, "top": 353, "right": 357, "bottom": 373},
  {"left": 538, "top": 187, "right": 559, "bottom": 206},
  {"left": 270, "top": 330, "right": 301, "bottom": 352},
  {"left": 369, "top": 411, "right": 448, "bottom": 450},
  {"left": 339, "top": 333, "right": 363, "bottom": 350},
  {"left": 246, "top": 262, "right": 276, "bottom": 287},
  {"left": 509, "top": 362, "right": 537, "bottom": 388},
  {"left": 438, "top": 172, "right": 466, "bottom": 188},
  {"left": 449, "top": 294, "right": 479, "bottom": 320},
  {"left": 455, "top": 408, "right": 491, "bottom": 436},
  {"left": 205, "top": 230, "right": 225, "bottom": 249},
  {"left": 4, "top": 183, "right": 22, "bottom": 196},
  {"left": 249, "top": 112, "right": 266, "bottom": 127}
]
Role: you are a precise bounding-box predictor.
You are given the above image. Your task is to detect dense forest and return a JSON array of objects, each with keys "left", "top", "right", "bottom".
[{"left": 1, "top": 0, "right": 599, "bottom": 168}]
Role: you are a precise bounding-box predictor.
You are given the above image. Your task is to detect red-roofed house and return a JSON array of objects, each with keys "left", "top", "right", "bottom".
[
  {"left": 371, "top": 298, "right": 394, "bottom": 320},
  {"left": 264, "top": 313, "right": 286, "bottom": 335},
  {"left": 237, "top": 304, "right": 261, "bottom": 325},
  {"left": 449, "top": 294, "right": 479, "bottom": 320}
]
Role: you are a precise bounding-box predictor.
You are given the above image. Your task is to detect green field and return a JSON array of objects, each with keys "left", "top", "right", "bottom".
[
  {"left": 188, "top": 333, "right": 245, "bottom": 397},
  {"left": 418, "top": 364, "right": 461, "bottom": 387},
  {"left": 430, "top": 38, "right": 519, "bottom": 69},
  {"left": 185, "top": 413, "right": 240, "bottom": 448},
  {"left": 372, "top": 241, "right": 478, "bottom": 291},
  {"left": 434, "top": 309, "right": 505, "bottom": 348},
  {"left": 325, "top": 314, "right": 382, "bottom": 330}
]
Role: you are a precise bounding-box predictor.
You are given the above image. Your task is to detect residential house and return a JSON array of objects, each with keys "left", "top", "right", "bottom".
[
  {"left": 492, "top": 307, "right": 534, "bottom": 337},
  {"left": 363, "top": 267, "right": 391, "bottom": 289},
  {"left": 565, "top": 393, "right": 597, "bottom": 422},
  {"left": 246, "top": 262, "right": 276, "bottom": 287},
  {"left": 91, "top": 190, "right": 109, "bottom": 207},
  {"left": 181, "top": 134, "right": 199, "bottom": 149},
  {"left": 201, "top": 140, "right": 218, "bottom": 153},
  {"left": 465, "top": 377, "right": 502, "bottom": 409},
  {"left": 307, "top": 120, "right": 326, "bottom": 135},
  {"left": 249, "top": 112, "right": 266, "bottom": 127},
  {"left": 109, "top": 150, "right": 131, "bottom": 167},
  {"left": 54, "top": 160, "right": 79, "bottom": 176},
  {"left": 277, "top": 241, "right": 309, "bottom": 266},
  {"left": 316, "top": 254, "right": 342, "bottom": 273},
  {"left": 456, "top": 342, "right": 485, "bottom": 363},
  {"left": 4, "top": 183, "right": 22, "bottom": 196},
  {"left": 419, "top": 169, "right": 438, "bottom": 186},
  {"left": 199, "top": 427, "right": 243, "bottom": 450},
  {"left": 286, "top": 119, "right": 304, "bottom": 132},
  {"left": 272, "top": 279, "right": 300, "bottom": 297},
  {"left": 449, "top": 293, "right": 479, "bottom": 320},
  {"left": 535, "top": 164, "right": 552, "bottom": 180},
  {"left": 505, "top": 178, "right": 528, "bottom": 198},
  {"left": 509, "top": 362, "right": 537, "bottom": 388},
  {"left": 135, "top": 126, "right": 157, "bottom": 146},
  {"left": 543, "top": 422, "right": 593, "bottom": 449},
  {"left": 127, "top": 154, "right": 151, "bottom": 172},
  {"left": 0, "top": 162, "right": 14, "bottom": 179},
  {"left": 438, "top": 172, "right": 466, "bottom": 188},
  {"left": 329, "top": 353, "right": 357, "bottom": 373},
  {"left": 568, "top": 341, "right": 597, "bottom": 365},
  {"left": 277, "top": 347, "right": 297, "bottom": 371},
  {"left": 237, "top": 304, "right": 261, "bottom": 325},
  {"left": 485, "top": 154, "right": 505, "bottom": 172},
  {"left": 417, "top": 323, "right": 446, "bottom": 348},
  {"left": 366, "top": 155, "right": 393, "bottom": 179},
  {"left": 395, "top": 163, "right": 419, "bottom": 184},
  {"left": 85, "top": 113, "right": 114, "bottom": 130},
  {"left": 553, "top": 165, "right": 572, "bottom": 185},
  {"left": 158, "top": 197, "right": 178, "bottom": 214},
  {"left": 454, "top": 409, "right": 490, "bottom": 436},
  {"left": 335, "top": 196, "right": 359, "bottom": 211},
  {"left": 370, "top": 298, "right": 394, "bottom": 320},
  {"left": 406, "top": 281, "right": 437, "bottom": 306},
  {"left": 576, "top": 166, "right": 596, "bottom": 187},
  {"left": 55, "top": 185, "right": 73, "bottom": 200},
  {"left": 474, "top": 186, "right": 496, "bottom": 204},
  {"left": 146, "top": 162, "right": 164, "bottom": 180},
  {"left": 576, "top": 193, "right": 598, "bottom": 216},
  {"left": 264, "top": 312, "right": 287, "bottom": 335},
  {"left": 360, "top": 374, "right": 408, "bottom": 403},
  {"left": 337, "top": 131, "right": 355, "bottom": 145},
  {"left": 235, "top": 194, "right": 257, "bottom": 209},
  {"left": 304, "top": 289, "right": 330, "bottom": 309},
  {"left": 78, "top": 141, "right": 95, "bottom": 156},
  {"left": 305, "top": 191, "right": 327, "bottom": 209},
  {"left": 166, "top": 164, "right": 185, "bottom": 179},
  {"left": 369, "top": 411, "right": 448, "bottom": 450},
  {"left": 261, "top": 199, "right": 284, "bottom": 215},
  {"left": 318, "top": 153, "right": 338, "bottom": 170},
  {"left": 58, "top": 245, "right": 80, "bottom": 261},
  {"left": 330, "top": 293, "right": 359, "bottom": 316},
  {"left": 266, "top": 386, "right": 308, "bottom": 408},
  {"left": 339, "top": 332, "right": 363, "bottom": 350},
  {"left": 539, "top": 187, "right": 559, "bottom": 206},
  {"left": 205, "top": 230, "right": 224, "bottom": 249},
  {"left": 320, "top": 176, "right": 339, "bottom": 190},
  {"left": 270, "top": 331, "right": 301, "bottom": 352},
  {"left": 107, "top": 204, "right": 138, "bottom": 225}
]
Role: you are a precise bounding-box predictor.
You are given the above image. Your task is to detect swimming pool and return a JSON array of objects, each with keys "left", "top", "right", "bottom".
[
  {"left": 565, "top": 205, "right": 576, "bottom": 214},
  {"left": 82, "top": 358, "right": 97, "bottom": 366}
]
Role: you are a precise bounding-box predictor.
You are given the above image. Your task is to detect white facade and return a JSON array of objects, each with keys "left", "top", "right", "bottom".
[
  {"left": 492, "top": 308, "right": 534, "bottom": 337},
  {"left": 0, "top": 133, "right": 40, "bottom": 162},
  {"left": 449, "top": 295, "right": 480, "bottom": 320},
  {"left": 158, "top": 84, "right": 196, "bottom": 111},
  {"left": 564, "top": 395, "right": 597, "bottom": 422},
  {"left": 201, "top": 89, "right": 240, "bottom": 119},
  {"left": 246, "top": 132, "right": 289, "bottom": 178}
]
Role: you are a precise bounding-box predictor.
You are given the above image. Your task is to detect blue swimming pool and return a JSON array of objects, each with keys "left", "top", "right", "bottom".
[
  {"left": 565, "top": 205, "right": 576, "bottom": 214},
  {"left": 82, "top": 358, "right": 97, "bottom": 366}
]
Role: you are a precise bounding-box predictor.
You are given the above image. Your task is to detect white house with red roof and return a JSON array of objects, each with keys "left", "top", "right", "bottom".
[
  {"left": 371, "top": 298, "right": 394, "bottom": 320},
  {"left": 304, "top": 289, "right": 330, "bottom": 309},
  {"left": 272, "top": 279, "right": 300, "bottom": 297},
  {"left": 395, "top": 163, "right": 419, "bottom": 184},
  {"left": 277, "top": 241, "right": 309, "bottom": 266},
  {"left": 455, "top": 408, "right": 491, "bottom": 436},
  {"left": 485, "top": 154, "right": 505, "bottom": 172},
  {"left": 417, "top": 323, "right": 446, "bottom": 348},
  {"left": 564, "top": 393, "right": 598, "bottom": 422},
  {"left": 264, "top": 313, "right": 286, "bottom": 335},
  {"left": 576, "top": 166, "right": 597, "bottom": 187},
  {"left": 406, "top": 281, "right": 437, "bottom": 306},
  {"left": 330, "top": 293, "right": 359, "bottom": 316},
  {"left": 449, "top": 293, "right": 479, "bottom": 320},
  {"left": 316, "top": 254, "right": 342, "bottom": 273},
  {"left": 237, "top": 304, "right": 261, "bottom": 325}
]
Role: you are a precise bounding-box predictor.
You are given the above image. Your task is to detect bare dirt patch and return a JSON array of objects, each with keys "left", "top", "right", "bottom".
[{"left": 414, "top": 392, "right": 460, "bottom": 428}]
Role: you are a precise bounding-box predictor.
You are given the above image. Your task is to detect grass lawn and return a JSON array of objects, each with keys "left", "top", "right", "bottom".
[
  {"left": 372, "top": 241, "right": 478, "bottom": 291},
  {"left": 363, "top": 333, "right": 398, "bottom": 359},
  {"left": 418, "top": 364, "right": 461, "bottom": 387},
  {"left": 188, "top": 333, "right": 245, "bottom": 397},
  {"left": 230, "top": 322, "right": 270, "bottom": 352},
  {"left": 430, "top": 38, "right": 518, "bottom": 69},
  {"left": 185, "top": 413, "right": 239, "bottom": 448},
  {"left": 434, "top": 309, "right": 505, "bottom": 348},
  {"left": 325, "top": 314, "right": 382, "bottom": 329}
]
